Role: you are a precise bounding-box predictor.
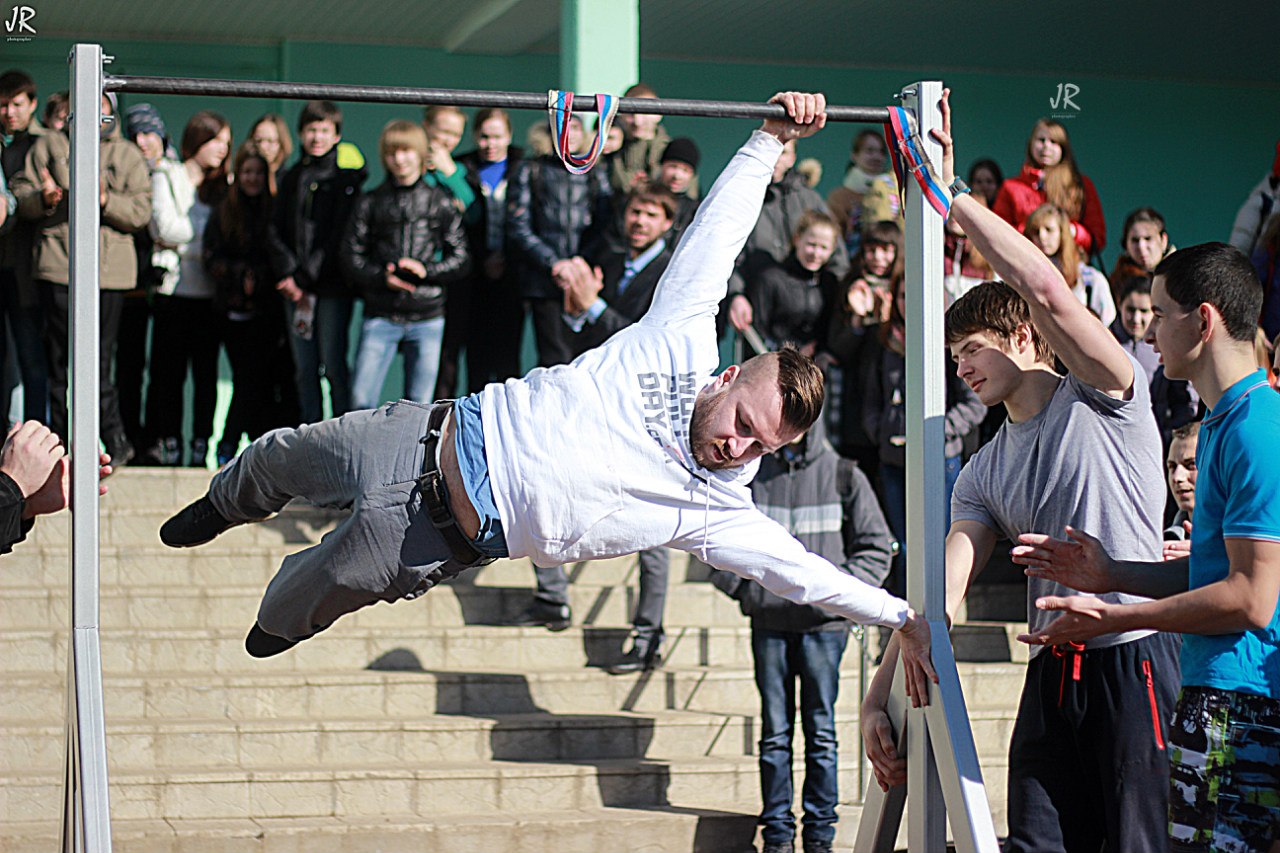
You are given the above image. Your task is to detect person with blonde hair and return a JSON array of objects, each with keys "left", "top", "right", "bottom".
[
  {"left": 342, "top": 119, "right": 470, "bottom": 411},
  {"left": 1025, "top": 202, "right": 1115, "bottom": 326},
  {"left": 995, "top": 118, "right": 1106, "bottom": 255}
]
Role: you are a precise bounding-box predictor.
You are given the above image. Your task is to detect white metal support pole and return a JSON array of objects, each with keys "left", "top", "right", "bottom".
[
  {"left": 59, "top": 42, "right": 113, "bottom": 853},
  {"left": 901, "top": 77, "right": 948, "bottom": 853},
  {"left": 854, "top": 81, "right": 999, "bottom": 853}
]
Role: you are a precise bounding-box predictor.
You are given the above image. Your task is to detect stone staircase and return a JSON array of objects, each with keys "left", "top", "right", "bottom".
[{"left": 0, "top": 469, "right": 1027, "bottom": 852}]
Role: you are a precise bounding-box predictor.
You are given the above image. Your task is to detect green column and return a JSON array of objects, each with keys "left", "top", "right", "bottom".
[{"left": 560, "top": 0, "right": 639, "bottom": 94}]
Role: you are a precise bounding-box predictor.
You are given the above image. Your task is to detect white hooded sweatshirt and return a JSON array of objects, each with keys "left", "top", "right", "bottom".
[{"left": 479, "top": 130, "right": 910, "bottom": 629}]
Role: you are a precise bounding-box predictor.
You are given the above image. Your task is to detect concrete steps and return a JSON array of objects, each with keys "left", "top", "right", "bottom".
[
  {"left": 2, "top": 807, "right": 764, "bottom": 853},
  {"left": 2, "top": 708, "right": 1016, "bottom": 775},
  {"left": 2, "top": 754, "right": 1011, "bottom": 824},
  {"left": 0, "top": 469, "right": 1025, "bottom": 849}
]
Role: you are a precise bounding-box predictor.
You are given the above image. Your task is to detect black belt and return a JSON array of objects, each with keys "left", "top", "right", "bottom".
[{"left": 419, "top": 402, "right": 494, "bottom": 567}]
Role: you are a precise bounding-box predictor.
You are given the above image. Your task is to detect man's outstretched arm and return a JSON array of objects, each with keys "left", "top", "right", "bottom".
[
  {"left": 1012, "top": 526, "right": 1191, "bottom": 599},
  {"left": 642, "top": 92, "right": 826, "bottom": 331},
  {"left": 935, "top": 91, "right": 1133, "bottom": 398},
  {"left": 1021, "top": 538, "right": 1280, "bottom": 647},
  {"left": 677, "top": 504, "right": 937, "bottom": 706}
]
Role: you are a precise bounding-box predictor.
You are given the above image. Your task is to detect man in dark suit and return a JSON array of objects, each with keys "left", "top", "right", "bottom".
[
  {"left": 560, "top": 187, "right": 676, "bottom": 353},
  {"left": 511, "top": 188, "right": 677, "bottom": 673}
]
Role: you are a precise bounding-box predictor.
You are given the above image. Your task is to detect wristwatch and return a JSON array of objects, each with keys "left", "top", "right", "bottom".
[{"left": 948, "top": 177, "right": 971, "bottom": 199}]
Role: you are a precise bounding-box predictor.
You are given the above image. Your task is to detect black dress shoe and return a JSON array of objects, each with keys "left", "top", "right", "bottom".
[
  {"left": 607, "top": 643, "right": 662, "bottom": 675},
  {"left": 245, "top": 623, "right": 301, "bottom": 658},
  {"left": 160, "top": 497, "right": 235, "bottom": 547},
  {"left": 508, "top": 600, "right": 572, "bottom": 632}
]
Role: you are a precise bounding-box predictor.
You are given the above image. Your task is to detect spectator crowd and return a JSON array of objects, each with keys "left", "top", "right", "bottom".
[{"left": 3, "top": 67, "right": 1279, "bottom": 852}]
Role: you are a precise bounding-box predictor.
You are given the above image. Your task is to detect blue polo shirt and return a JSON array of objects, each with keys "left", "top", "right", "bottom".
[{"left": 1182, "top": 369, "right": 1280, "bottom": 698}]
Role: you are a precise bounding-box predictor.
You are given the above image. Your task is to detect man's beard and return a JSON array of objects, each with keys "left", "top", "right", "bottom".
[{"left": 689, "top": 390, "right": 730, "bottom": 470}]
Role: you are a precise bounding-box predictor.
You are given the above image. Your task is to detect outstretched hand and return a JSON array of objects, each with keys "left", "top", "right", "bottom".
[
  {"left": 1012, "top": 526, "right": 1118, "bottom": 594},
  {"left": 1017, "top": 595, "right": 1116, "bottom": 646},
  {"left": 761, "top": 92, "right": 827, "bottom": 143}
]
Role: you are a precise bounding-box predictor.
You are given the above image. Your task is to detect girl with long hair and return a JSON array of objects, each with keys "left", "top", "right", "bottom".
[
  {"left": 204, "top": 144, "right": 299, "bottom": 464},
  {"left": 994, "top": 119, "right": 1106, "bottom": 255},
  {"left": 143, "top": 110, "right": 231, "bottom": 466},
  {"left": 247, "top": 113, "right": 292, "bottom": 193},
  {"left": 1024, "top": 203, "right": 1115, "bottom": 326}
]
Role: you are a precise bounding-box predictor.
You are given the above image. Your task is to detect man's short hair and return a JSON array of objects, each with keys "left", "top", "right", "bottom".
[
  {"left": 747, "top": 345, "right": 824, "bottom": 434},
  {"left": 0, "top": 69, "right": 36, "bottom": 101},
  {"left": 1118, "top": 274, "right": 1153, "bottom": 303},
  {"left": 1171, "top": 421, "right": 1200, "bottom": 444},
  {"left": 379, "top": 119, "right": 429, "bottom": 167},
  {"left": 625, "top": 82, "right": 658, "bottom": 98},
  {"left": 945, "top": 280, "right": 1056, "bottom": 365},
  {"left": 473, "top": 107, "right": 511, "bottom": 133},
  {"left": 423, "top": 104, "right": 465, "bottom": 129},
  {"left": 626, "top": 187, "right": 677, "bottom": 222},
  {"left": 1154, "top": 242, "right": 1262, "bottom": 343},
  {"left": 298, "top": 100, "right": 342, "bottom": 134}
]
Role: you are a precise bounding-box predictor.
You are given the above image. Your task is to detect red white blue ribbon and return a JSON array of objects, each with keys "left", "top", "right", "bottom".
[
  {"left": 546, "top": 89, "right": 619, "bottom": 174},
  {"left": 883, "top": 106, "right": 951, "bottom": 219}
]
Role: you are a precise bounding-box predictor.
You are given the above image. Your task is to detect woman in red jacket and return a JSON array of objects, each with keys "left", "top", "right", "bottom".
[{"left": 994, "top": 118, "right": 1106, "bottom": 256}]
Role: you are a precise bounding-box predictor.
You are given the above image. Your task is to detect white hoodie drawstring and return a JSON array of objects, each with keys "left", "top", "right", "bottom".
[{"left": 700, "top": 477, "right": 711, "bottom": 562}]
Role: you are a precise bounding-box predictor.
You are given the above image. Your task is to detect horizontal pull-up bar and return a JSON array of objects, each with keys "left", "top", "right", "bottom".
[{"left": 103, "top": 75, "right": 892, "bottom": 122}]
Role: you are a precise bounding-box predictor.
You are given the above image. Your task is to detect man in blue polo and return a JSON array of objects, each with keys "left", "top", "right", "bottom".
[{"left": 1015, "top": 242, "right": 1280, "bottom": 852}]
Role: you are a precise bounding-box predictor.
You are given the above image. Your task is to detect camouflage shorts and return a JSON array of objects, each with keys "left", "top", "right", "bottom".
[{"left": 1169, "top": 686, "right": 1280, "bottom": 853}]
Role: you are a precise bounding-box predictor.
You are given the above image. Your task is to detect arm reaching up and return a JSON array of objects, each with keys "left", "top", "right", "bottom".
[
  {"left": 934, "top": 90, "right": 1134, "bottom": 398},
  {"left": 643, "top": 92, "right": 827, "bottom": 331}
]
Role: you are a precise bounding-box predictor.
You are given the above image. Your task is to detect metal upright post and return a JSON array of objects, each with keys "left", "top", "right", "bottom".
[
  {"left": 60, "top": 42, "right": 113, "bottom": 853},
  {"left": 854, "top": 81, "right": 999, "bottom": 853},
  {"left": 901, "top": 78, "right": 949, "bottom": 853}
]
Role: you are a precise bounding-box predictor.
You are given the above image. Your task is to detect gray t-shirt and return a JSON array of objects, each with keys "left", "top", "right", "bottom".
[{"left": 952, "top": 359, "right": 1165, "bottom": 656}]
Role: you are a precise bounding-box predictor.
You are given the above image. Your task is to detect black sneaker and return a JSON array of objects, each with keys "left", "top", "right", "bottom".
[
  {"left": 509, "top": 600, "right": 572, "bottom": 632},
  {"left": 802, "top": 841, "right": 833, "bottom": 853},
  {"left": 607, "top": 642, "right": 662, "bottom": 675},
  {"left": 160, "top": 497, "right": 235, "bottom": 547},
  {"left": 762, "top": 842, "right": 795, "bottom": 853},
  {"left": 245, "top": 623, "right": 300, "bottom": 658}
]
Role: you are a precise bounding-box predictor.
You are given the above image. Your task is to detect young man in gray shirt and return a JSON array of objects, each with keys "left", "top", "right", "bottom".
[{"left": 861, "top": 91, "right": 1179, "bottom": 852}]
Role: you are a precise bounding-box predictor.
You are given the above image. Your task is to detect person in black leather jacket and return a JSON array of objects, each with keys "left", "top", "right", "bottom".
[
  {"left": 267, "top": 101, "right": 366, "bottom": 423},
  {"left": 506, "top": 114, "right": 612, "bottom": 367},
  {"left": 341, "top": 120, "right": 469, "bottom": 410}
]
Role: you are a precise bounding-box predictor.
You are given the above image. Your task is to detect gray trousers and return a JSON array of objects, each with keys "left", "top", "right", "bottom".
[
  {"left": 534, "top": 547, "right": 669, "bottom": 648},
  {"left": 208, "top": 400, "right": 469, "bottom": 641}
]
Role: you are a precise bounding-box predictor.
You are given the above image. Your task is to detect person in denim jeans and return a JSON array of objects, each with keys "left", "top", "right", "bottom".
[
  {"left": 267, "top": 101, "right": 366, "bottom": 423},
  {"left": 711, "top": 417, "right": 894, "bottom": 853},
  {"left": 342, "top": 120, "right": 469, "bottom": 410}
]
